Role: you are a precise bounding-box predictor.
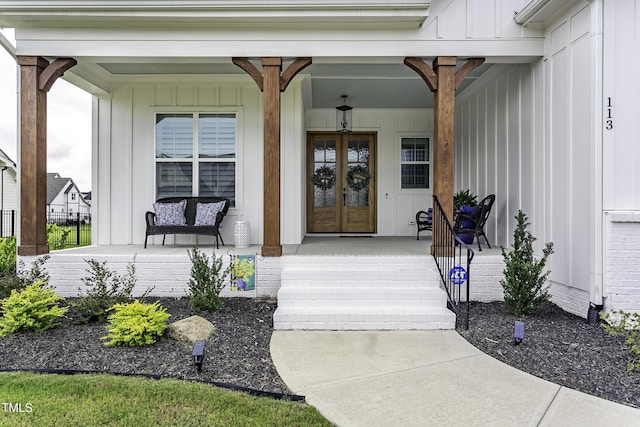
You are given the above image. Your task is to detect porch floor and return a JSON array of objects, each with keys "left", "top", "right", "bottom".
[{"left": 57, "top": 235, "right": 502, "bottom": 257}]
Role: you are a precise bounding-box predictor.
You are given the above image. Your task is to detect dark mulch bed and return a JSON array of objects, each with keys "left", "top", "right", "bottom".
[
  {"left": 2, "top": 296, "right": 639, "bottom": 410},
  {"left": 459, "top": 301, "right": 640, "bottom": 409},
  {"left": 0, "top": 297, "right": 291, "bottom": 395}
]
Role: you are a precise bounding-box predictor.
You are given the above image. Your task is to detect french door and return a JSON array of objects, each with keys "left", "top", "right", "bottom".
[{"left": 307, "top": 132, "right": 376, "bottom": 233}]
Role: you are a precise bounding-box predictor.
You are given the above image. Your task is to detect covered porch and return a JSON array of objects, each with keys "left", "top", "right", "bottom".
[{"left": 5, "top": 0, "right": 606, "bottom": 322}]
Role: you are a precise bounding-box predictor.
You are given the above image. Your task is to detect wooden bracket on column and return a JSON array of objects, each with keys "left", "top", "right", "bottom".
[
  {"left": 39, "top": 58, "right": 77, "bottom": 92},
  {"left": 280, "top": 58, "right": 312, "bottom": 91},
  {"left": 232, "top": 57, "right": 312, "bottom": 93},
  {"left": 454, "top": 58, "right": 485, "bottom": 90},
  {"left": 404, "top": 57, "right": 438, "bottom": 91},
  {"left": 232, "top": 57, "right": 264, "bottom": 90}
]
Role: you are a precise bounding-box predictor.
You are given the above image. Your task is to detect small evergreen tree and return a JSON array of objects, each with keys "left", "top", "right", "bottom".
[
  {"left": 187, "top": 247, "right": 230, "bottom": 312},
  {"left": 501, "top": 210, "right": 554, "bottom": 316}
]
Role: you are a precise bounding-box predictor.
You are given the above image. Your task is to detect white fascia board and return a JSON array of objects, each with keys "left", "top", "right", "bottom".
[
  {"left": 15, "top": 38, "right": 544, "bottom": 60},
  {"left": 0, "top": 1, "right": 431, "bottom": 28}
]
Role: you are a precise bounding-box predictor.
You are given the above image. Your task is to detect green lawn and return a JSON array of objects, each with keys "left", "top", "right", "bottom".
[
  {"left": 49, "top": 224, "right": 92, "bottom": 249},
  {"left": 0, "top": 372, "right": 332, "bottom": 427}
]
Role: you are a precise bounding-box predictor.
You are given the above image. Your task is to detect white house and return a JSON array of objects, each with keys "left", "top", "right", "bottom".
[
  {"left": 1, "top": 0, "right": 639, "bottom": 326},
  {"left": 46, "top": 172, "right": 91, "bottom": 222},
  {"left": 0, "top": 148, "right": 17, "bottom": 236}
]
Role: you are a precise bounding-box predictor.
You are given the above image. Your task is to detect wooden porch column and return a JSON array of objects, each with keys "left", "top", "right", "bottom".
[
  {"left": 232, "top": 57, "right": 312, "bottom": 257},
  {"left": 17, "top": 56, "right": 77, "bottom": 256},
  {"left": 431, "top": 56, "right": 457, "bottom": 221},
  {"left": 404, "top": 56, "right": 484, "bottom": 252},
  {"left": 262, "top": 58, "right": 283, "bottom": 257}
]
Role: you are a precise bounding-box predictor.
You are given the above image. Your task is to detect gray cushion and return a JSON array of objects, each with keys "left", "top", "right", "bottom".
[
  {"left": 194, "top": 201, "right": 226, "bottom": 226},
  {"left": 154, "top": 200, "right": 187, "bottom": 226}
]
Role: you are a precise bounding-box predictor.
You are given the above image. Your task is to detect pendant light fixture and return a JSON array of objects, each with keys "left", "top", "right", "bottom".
[{"left": 336, "top": 95, "right": 353, "bottom": 133}]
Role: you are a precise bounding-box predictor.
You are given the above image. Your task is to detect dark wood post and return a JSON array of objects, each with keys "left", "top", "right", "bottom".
[
  {"left": 261, "top": 58, "right": 283, "bottom": 257},
  {"left": 233, "top": 57, "right": 311, "bottom": 257},
  {"left": 17, "top": 56, "right": 50, "bottom": 256},
  {"left": 17, "top": 56, "right": 76, "bottom": 256},
  {"left": 431, "top": 56, "right": 457, "bottom": 222}
]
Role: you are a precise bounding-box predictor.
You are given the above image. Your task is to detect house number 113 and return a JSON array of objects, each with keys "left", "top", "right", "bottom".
[{"left": 605, "top": 97, "right": 613, "bottom": 130}]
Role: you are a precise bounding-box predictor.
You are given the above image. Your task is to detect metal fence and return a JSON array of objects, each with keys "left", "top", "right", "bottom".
[
  {"left": 0, "top": 210, "right": 16, "bottom": 238},
  {"left": 0, "top": 210, "right": 92, "bottom": 248}
]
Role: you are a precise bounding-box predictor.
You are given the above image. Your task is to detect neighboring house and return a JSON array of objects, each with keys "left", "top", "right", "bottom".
[
  {"left": 1, "top": 0, "right": 639, "bottom": 318},
  {"left": 0, "top": 149, "right": 17, "bottom": 212},
  {"left": 46, "top": 173, "right": 91, "bottom": 222},
  {"left": 0, "top": 149, "right": 17, "bottom": 236}
]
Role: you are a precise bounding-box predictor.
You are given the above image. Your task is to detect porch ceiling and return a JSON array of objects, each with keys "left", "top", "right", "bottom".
[{"left": 86, "top": 59, "right": 495, "bottom": 109}]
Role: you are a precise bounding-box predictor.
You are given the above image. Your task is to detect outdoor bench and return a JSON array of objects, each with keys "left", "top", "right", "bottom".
[{"left": 144, "top": 196, "right": 230, "bottom": 249}]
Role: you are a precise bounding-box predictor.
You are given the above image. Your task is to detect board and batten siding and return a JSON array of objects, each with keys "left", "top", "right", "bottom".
[
  {"left": 454, "top": 1, "right": 596, "bottom": 318},
  {"left": 93, "top": 76, "right": 307, "bottom": 247},
  {"left": 455, "top": 64, "right": 536, "bottom": 251}
]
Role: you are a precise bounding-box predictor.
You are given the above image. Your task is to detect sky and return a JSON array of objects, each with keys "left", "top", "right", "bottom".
[{"left": 0, "top": 29, "right": 92, "bottom": 192}]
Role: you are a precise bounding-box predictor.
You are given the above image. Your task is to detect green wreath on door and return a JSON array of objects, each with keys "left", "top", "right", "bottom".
[
  {"left": 346, "top": 165, "right": 370, "bottom": 192},
  {"left": 312, "top": 165, "right": 336, "bottom": 190}
]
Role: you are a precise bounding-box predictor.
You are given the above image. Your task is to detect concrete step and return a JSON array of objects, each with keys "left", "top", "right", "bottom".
[
  {"left": 281, "top": 267, "right": 440, "bottom": 285},
  {"left": 277, "top": 286, "right": 447, "bottom": 305},
  {"left": 274, "top": 256, "right": 456, "bottom": 330},
  {"left": 273, "top": 306, "right": 455, "bottom": 330}
]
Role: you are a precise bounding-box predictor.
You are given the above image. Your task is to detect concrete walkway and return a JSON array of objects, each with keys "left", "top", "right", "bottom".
[{"left": 270, "top": 331, "right": 640, "bottom": 427}]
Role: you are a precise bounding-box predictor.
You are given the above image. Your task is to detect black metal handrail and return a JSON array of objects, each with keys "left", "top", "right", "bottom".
[{"left": 431, "top": 195, "right": 474, "bottom": 330}]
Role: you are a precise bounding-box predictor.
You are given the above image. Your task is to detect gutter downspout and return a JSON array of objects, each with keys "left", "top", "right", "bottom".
[
  {"left": 587, "top": 0, "right": 604, "bottom": 323},
  {"left": 0, "top": 30, "right": 20, "bottom": 251}
]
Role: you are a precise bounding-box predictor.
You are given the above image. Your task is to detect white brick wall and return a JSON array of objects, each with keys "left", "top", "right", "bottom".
[
  {"left": 548, "top": 281, "right": 589, "bottom": 318},
  {"left": 28, "top": 251, "right": 259, "bottom": 299},
  {"left": 466, "top": 253, "right": 585, "bottom": 319},
  {"left": 22, "top": 248, "right": 584, "bottom": 318},
  {"left": 467, "top": 255, "right": 504, "bottom": 302},
  {"left": 605, "top": 212, "right": 640, "bottom": 314}
]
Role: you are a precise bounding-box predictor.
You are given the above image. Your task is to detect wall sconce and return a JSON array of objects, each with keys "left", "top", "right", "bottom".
[{"left": 336, "top": 95, "right": 353, "bottom": 133}]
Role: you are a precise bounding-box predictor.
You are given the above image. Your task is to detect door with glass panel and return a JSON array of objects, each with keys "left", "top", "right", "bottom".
[{"left": 307, "top": 133, "right": 376, "bottom": 233}]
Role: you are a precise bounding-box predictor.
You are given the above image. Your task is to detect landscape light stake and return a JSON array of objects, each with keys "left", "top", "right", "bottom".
[
  {"left": 514, "top": 320, "right": 525, "bottom": 345},
  {"left": 192, "top": 340, "right": 205, "bottom": 372}
]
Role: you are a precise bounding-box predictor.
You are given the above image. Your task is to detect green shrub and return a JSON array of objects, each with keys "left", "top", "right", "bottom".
[
  {"left": 500, "top": 210, "right": 554, "bottom": 317},
  {"left": 102, "top": 300, "right": 170, "bottom": 347},
  {"left": 74, "top": 259, "right": 151, "bottom": 323},
  {"left": 600, "top": 310, "right": 640, "bottom": 371},
  {"left": 0, "top": 236, "right": 17, "bottom": 276},
  {"left": 47, "top": 224, "right": 71, "bottom": 250},
  {"left": 187, "top": 247, "right": 230, "bottom": 312},
  {"left": 454, "top": 189, "right": 478, "bottom": 212},
  {"left": 0, "top": 281, "right": 68, "bottom": 337},
  {"left": 0, "top": 255, "right": 50, "bottom": 303}
]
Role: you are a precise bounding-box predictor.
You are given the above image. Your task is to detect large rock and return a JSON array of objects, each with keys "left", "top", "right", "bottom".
[{"left": 166, "top": 315, "right": 215, "bottom": 345}]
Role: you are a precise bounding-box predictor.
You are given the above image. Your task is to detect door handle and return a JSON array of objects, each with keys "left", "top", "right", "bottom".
[{"left": 343, "top": 188, "right": 347, "bottom": 206}]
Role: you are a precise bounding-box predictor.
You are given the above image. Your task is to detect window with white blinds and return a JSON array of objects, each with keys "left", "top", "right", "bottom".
[
  {"left": 155, "top": 113, "right": 236, "bottom": 205},
  {"left": 400, "top": 137, "right": 430, "bottom": 189}
]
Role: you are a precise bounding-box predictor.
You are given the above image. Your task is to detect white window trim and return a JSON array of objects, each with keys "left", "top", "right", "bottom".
[
  {"left": 399, "top": 135, "right": 431, "bottom": 192},
  {"left": 153, "top": 107, "right": 244, "bottom": 215}
]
